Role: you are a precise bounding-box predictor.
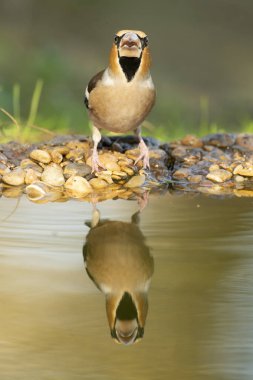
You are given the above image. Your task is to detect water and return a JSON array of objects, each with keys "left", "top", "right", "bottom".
[{"left": 0, "top": 194, "right": 253, "bottom": 379}]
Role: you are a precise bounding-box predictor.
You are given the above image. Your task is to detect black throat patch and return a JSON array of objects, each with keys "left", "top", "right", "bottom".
[{"left": 119, "top": 56, "right": 141, "bottom": 82}]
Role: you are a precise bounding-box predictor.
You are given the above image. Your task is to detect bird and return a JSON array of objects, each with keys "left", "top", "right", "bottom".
[
  {"left": 84, "top": 29, "right": 156, "bottom": 172},
  {"left": 83, "top": 205, "right": 154, "bottom": 345}
]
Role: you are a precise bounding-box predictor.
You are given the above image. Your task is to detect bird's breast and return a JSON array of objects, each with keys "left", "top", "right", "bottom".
[{"left": 88, "top": 83, "right": 155, "bottom": 132}]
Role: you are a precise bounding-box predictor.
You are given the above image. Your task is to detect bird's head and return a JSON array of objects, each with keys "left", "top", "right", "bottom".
[
  {"left": 106, "top": 291, "right": 148, "bottom": 345},
  {"left": 114, "top": 30, "right": 148, "bottom": 59},
  {"left": 109, "top": 29, "right": 151, "bottom": 80}
]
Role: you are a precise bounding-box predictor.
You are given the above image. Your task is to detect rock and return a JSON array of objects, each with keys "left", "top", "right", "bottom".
[
  {"left": 41, "top": 164, "right": 65, "bottom": 186},
  {"left": 95, "top": 171, "right": 114, "bottom": 184},
  {"left": 66, "top": 149, "right": 85, "bottom": 161},
  {"left": 173, "top": 168, "right": 190, "bottom": 179},
  {"left": 233, "top": 163, "right": 253, "bottom": 176},
  {"left": 0, "top": 152, "right": 8, "bottom": 164},
  {"left": 149, "top": 149, "right": 168, "bottom": 161},
  {"left": 181, "top": 135, "right": 203, "bottom": 148},
  {"left": 98, "top": 153, "right": 121, "bottom": 171},
  {"left": 206, "top": 169, "right": 232, "bottom": 183},
  {"left": 125, "top": 175, "right": 145, "bottom": 188},
  {"left": 64, "top": 176, "right": 92, "bottom": 197},
  {"left": 50, "top": 150, "right": 63, "bottom": 164},
  {"left": 2, "top": 167, "right": 25, "bottom": 186},
  {"left": 120, "top": 166, "right": 135, "bottom": 176},
  {"left": 0, "top": 163, "right": 10, "bottom": 175},
  {"left": 188, "top": 175, "right": 203, "bottom": 183},
  {"left": 89, "top": 178, "right": 108, "bottom": 189},
  {"left": 25, "top": 181, "right": 62, "bottom": 202},
  {"left": 209, "top": 164, "right": 220, "bottom": 172},
  {"left": 63, "top": 162, "right": 92, "bottom": 179},
  {"left": 30, "top": 149, "right": 51, "bottom": 164},
  {"left": 236, "top": 134, "right": 253, "bottom": 151},
  {"left": 234, "top": 175, "right": 246, "bottom": 183},
  {"left": 50, "top": 146, "right": 70, "bottom": 155},
  {"left": 202, "top": 133, "right": 236, "bottom": 148},
  {"left": 171, "top": 146, "right": 187, "bottom": 160},
  {"left": 25, "top": 168, "right": 41, "bottom": 184}
]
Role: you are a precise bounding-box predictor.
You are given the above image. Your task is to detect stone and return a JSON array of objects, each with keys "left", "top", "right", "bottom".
[
  {"left": 236, "top": 134, "right": 253, "bottom": 151},
  {"left": 0, "top": 163, "right": 10, "bottom": 175},
  {"left": 41, "top": 164, "right": 65, "bottom": 186},
  {"left": 30, "top": 149, "right": 51, "bottom": 163},
  {"left": 64, "top": 176, "right": 92, "bottom": 197},
  {"left": 234, "top": 175, "right": 245, "bottom": 183},
  {"left": 63, "top": 162, "right": 92, "bottom": 179},
  {"left": 206, "top": 169, "right": 232, "bottom": 183},
  {"left": 173, "top": 168, "right": 190, "bottom": 179},
  {"left": 125, "top": 175, "right": 145, "bottom": 188},
  {"left": 233, "top": 163, "right": 253, "bottom": 177},
  {"left": 2, "top": 167, "right": 25, "bottom": 186},
  {"left": 202, "top": 133, "right": 235, "bottom": 148},
  {"left": 181, "top": 135, "right": 203, "bottom": 148},
  {"left": 66, "top": 149, "right": 85, "bottom": 161},
  {"left": 89, "top": 178, "right": 108, "bottom": 189},
  {"left": 50, "top": 150, "right": 63, "bottom": 164},
  {"left": 25, "top": 168, "right": 41, "bottom": 184},
  {"left": 188, "top": 175, "right": 203, "bottom": 183},
  {"left": 209, "top": 164, "right": 220, "bottom": 172},
  {"left": 0, "top": 152, "right": 8, "bottom": 164}
]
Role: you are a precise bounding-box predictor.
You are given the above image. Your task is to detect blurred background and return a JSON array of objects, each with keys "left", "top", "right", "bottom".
[{"left": 1, "top": 0, "right": 253, "bottom": 142}]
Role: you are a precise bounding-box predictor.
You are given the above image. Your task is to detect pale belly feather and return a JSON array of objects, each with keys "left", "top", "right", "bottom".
[{"left": 89, "top": 84, "right": 155, "bottom": 133}]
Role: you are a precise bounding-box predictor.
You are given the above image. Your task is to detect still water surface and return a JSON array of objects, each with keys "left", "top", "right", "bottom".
[{"left": 0, "top": 194, "right": 253, "bottom": 379}]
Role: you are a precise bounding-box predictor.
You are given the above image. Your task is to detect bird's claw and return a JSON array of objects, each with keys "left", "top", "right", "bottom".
[
  {"left": 91, "top": 152, "right": 105, "bottom": 173},
  {"left": 134, "top": 140, "right": 150, "bottom": 169}
]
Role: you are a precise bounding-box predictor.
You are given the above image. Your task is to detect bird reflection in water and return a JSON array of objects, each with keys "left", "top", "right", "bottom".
[{"left": 83, "top": 201, "right": 154, "bottom": 345}]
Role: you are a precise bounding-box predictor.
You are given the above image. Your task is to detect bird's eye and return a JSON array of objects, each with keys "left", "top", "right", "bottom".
[
  {"left": 114, "top": 35, "right": 120, "bottom": 45},
  {"left": 142, "top": 36, "right": 149, "bottom": 47}
]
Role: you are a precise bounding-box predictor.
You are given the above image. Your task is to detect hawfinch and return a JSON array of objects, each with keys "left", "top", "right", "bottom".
[
  {"left": 83, "top": 207, "right": 154, "bottom": 345},
  {"left": 84, "top": 29, "right": 156, "bottom": 172}
]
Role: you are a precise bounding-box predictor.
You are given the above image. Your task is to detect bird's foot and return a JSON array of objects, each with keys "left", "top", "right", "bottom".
[
  {"left": 91, "top": 151, "right": 105, "bottom": 173},
  {"left": 137, "top": 190, "right": 149, "bottom": 212},
  {"left": 134, "top": 139, "right": 150, "bottom": 169}
]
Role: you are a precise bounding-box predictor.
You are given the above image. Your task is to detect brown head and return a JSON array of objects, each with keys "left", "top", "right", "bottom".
[{"left": 109, "top": 29, "right": 151, "bottom": 80}]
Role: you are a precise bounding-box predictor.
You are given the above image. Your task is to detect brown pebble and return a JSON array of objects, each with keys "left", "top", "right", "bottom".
[
  {"left": 2, "top": 167, "right": 25, "bottom": 186},
  {"left": 30, "top": 149, "right": 51, "bottom": 164},
  {"left": 206, "top": 169, "right": 232, "bottom": 183},
  {"left": 89, "top": 178, "right": 108, "bottom": 189},
  {"left": 125, "top": 175, "right": 145, "bottom": 188}
]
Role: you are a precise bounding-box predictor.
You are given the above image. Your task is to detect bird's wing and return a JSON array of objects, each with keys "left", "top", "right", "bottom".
[{"left": 84, "top": 69, "right": 105, "bottom": 109}]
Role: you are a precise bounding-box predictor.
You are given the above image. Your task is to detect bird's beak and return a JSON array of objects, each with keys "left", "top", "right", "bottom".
[
  {"left": 120, "top": 32, "right": 141, "bottom": 49},
  {"left": 118, "top": 32, "right": 142, "bottom": 58},
  {"left": 114, "top": 319, "right": 139, "bottom": 345}
]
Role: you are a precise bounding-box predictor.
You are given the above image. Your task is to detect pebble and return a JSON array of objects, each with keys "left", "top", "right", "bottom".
[
  {"left": 206, "top": 169, "right": 232, "bottom": 183},
  {"left": 64, "top": 176, "right": 92, "bottom": 197},
  {"left": 25, "top": 168, "right": 41, "bottom": 185},
  {"left": 181, "top": 135, "right": 203, "bottom": 148},
  {"left": 89, "top": 178, "right": 108, "bottom": 189},
  {"left": 0, "top": 152, "right": 8, "bottom": 164},
  {"left": 2, "top": 167, "right": 25, "bottom": 186},
  {"left": 173, "top": 168, "right": 190, "bottom": 179},
  {"left": 30, "top": 149, "right": 51, "bottom": 164},
  {"left": 125, "top": 175, "right": 145, "bottom": 188},
  {"left": 41, "top": 164, "right": 65, "bottom": 186},
  {"left": 0, "top": 163, "right": 10, "bottom": 175},
  {"left": 63, "top": 162, "right": 91, "bottom": 179},
  {"left": 188, "top": 175, "right": 203, "bottom": 183},
  {"left": 233, "top": 163, "right": 253, "bottom": 177}
]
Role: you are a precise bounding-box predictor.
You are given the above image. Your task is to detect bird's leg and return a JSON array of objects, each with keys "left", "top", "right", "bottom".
[
  {"left": 91, "top": 125, "right": 104, "bottom": 173},
  {"left": 134, "top": 127, "right": 150, "bottom": 169}
]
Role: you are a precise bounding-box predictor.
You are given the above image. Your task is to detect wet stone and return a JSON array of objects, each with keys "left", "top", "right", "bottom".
[
  {"left": 181, "top": 135, "right": 203, "bottom": 148},
  {"left": 233, "top": 163, "right": 253, "bottom": 177},
  {"left": 2, "top": 167, "right": 25, "bottom": 186},
  {"left": 41, "top": 164, "right": 65, "bottom": 186},
  {"left": 89, "top": 178, "right": 108, "bottom": 189},
  {"left": 173, "top": 168, "right": 190, "bottom": 180},
  {"left": 125, "top": 175, "right": 145, "bottom": 188},
  {"left": 63, "top": 162, "right": 91, "bottom": 179},
  {"left": 30, "top": 149, "right": 51, "bottom": 164},
  {"left": 206, "top": 169, "right": 232, "bottom": 183},
  {"left": 202, "top": 133, "right": 236, "bottom": 148},
  {"left": 236, "top": 134, "right": 253, "bottom": 151},
  {"left": 0, "top": 163, "right": 10, "bottom": 175},
  {"left": 64, "top": 176, "right": 92, "bottom": 197}
]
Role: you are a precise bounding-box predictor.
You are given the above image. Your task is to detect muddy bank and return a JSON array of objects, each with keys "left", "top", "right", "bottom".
[{"left": 0, "top": 133, "right": 253, "bottom": 201}]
